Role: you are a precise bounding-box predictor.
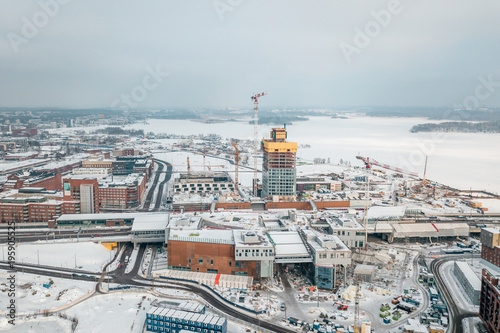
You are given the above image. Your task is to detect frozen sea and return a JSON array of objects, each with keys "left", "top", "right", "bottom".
[{"left": 124, "top": 116, "right": 498, "bottom": 193}]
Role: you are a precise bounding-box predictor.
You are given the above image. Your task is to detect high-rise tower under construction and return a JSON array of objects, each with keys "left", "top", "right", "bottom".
[{"left": 261, "top": 127, "right": 297, "bottom": 198}]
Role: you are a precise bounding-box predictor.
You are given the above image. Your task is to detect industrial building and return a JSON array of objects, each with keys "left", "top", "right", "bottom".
[
  {"left": 173, "top": 171, "right": 234, "bottom": 195},
  {"left": 261, "top": 127, "right": 297, "bottom": 199},
  {"left": 370, "top": 222, "right": 470, "bottom": 243},
  {"left": 296, "top": 177, "right": 343, "bottom": 192},
  {"left": 146, "top": 306, "right": 227, "bottom": 333},
  {"left": 453, "top": 261, "right": 481, "bottom": 305},
  {"left": 480, "top": 227, "right": 500, "bottom": 333}
]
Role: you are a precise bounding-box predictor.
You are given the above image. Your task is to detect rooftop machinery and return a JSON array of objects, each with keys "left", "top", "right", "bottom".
[{"left": 251, "top": 92, "right": 267, "bottom": 196}]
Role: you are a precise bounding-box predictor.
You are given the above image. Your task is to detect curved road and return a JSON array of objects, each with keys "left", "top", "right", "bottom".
[
  {"left": 430, "top": 255, "right": 480, "bottom": 333},
  {"left": 2, "top": 243, "right": 295, "bottom": 333},
  {"left": 140, "top": 159, "right": 172, "bottom": 211}
]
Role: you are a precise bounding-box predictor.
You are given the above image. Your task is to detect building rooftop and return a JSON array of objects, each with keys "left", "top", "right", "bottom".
[
  {"left": 131, "top": 213, "right": 170, "bottom": 232},
  {"left": 5, "top": 151, "right": 38, "bottom": 157},
  {"left": 0, "top": 159, "right": 51, "bottom": 174},
  {"left": 233, "top": 230, "right": 273, "bottom": 248},
  {"left": 168, "top": 215, "right": 202, "bottom": 230},
  {"left": 483, "top": 227, "right": 500, "bottom": 234},
  {"left": 267, "top": 231, "right": 309, "bottom": 256},
  {"left": 168, "top": 229, "right": 234, "bottom": 244},
  {"left": 367, "top": 206, "right": 406, "bottom": 220},
  {"left": 57, "top": 212, "right": 149, "bottom": 222},
  {"left": 99, "top": 173, "right": 144, "bottom": 187},
  {"left": 454, "top": 261, "right": 481, "bottom": 291}
]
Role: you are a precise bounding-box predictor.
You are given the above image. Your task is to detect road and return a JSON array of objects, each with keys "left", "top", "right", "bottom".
[
  {"left": 153, "top": 159, "right": 172, "bottom": 210},
  {"left": 139, "top": 159, "right": 172, "bottom": 211},
  {"left": 1, "top": 241, "right": 297, "bottom": 333},
  {"left": 0, "top": 228, "right": 131, "bottom": 244},
  {"left": 430, "top": 254, "right": 480, "bottom": 333}
]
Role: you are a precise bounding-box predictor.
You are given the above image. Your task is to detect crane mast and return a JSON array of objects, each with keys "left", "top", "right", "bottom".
[
  {"left": 231, "top": 141, "right": 240, "bottom": 194},
  {"left": 354, "top": 277, "right": 361, "bottom": 333},
  {"left": 251, "top": 92, "right": 267, "bottom": 197}
]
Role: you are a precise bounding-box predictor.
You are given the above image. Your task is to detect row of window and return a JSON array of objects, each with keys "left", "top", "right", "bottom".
[{"left": 186, "top": 258, "right": 246, "bottom": 269}]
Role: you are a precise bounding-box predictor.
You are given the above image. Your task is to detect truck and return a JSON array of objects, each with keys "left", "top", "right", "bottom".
[
  {"left": 406, "top": 298, "right": 420, "bottom": 306},
  {"left": 397, "top": 303, "right": 416, "bottom": 313},
  {"left": 392, "top": 296, "right": 402, "bottom": 304},
  {"left": 287, "top": 317, "right": 302, "bottom": 326},
  {"left": 337, "top": 303, "right": 348, "bottom": 311}
]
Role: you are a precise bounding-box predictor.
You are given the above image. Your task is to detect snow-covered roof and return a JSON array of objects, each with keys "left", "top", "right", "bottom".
[
  {"left": 454, "top": 261, "right": 481, "bottom": 291},
  {"left": 131, "top": 213, "right": 170, "bottom": 232},
  {"left": 267, "top": 231, "right": 309, "bottom": 256},
  {"left": 168, "top": 229, "right": 234, "bottom": 244},
  {"left": 367, "top": 206, "right": 406, "bottom": 219},
  {"left": 233, "top": 230, "right": 272, "bottom": 248},
  {"left": 5, "top": 151, "right": 38, "bottom": 157},
  {"left": 0, "top": 158, "right": 51, "bottom": 173}
]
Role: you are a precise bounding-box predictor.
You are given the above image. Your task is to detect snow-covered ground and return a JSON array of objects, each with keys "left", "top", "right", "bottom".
[
  {"left": 0, "top": 241, "right": 115, "bottom": 272},
  {"left": 479, "top": 198, "right": 500, "bottom": 213},
  {"left": 0, "top": 315, "right": 73, "bottom": 332},
  {"left": 0, "top": 271, "right": 95, "bottom": 315}
]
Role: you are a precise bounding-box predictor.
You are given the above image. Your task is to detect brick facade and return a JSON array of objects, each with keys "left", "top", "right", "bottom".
[
  {"left": 480, "top": 269, "right": 500, "bottom": 333},
  {"left": 168, "top": 240, "right": 257, "bottom": 278}
]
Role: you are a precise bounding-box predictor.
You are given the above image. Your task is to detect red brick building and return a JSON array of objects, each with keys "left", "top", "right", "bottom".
[
  {"left": 480, "top": 228, "right": 500, "bottom": 333},
  {"left": 99, "top": 175, "right": 146, "bottom": 210},
  {"left": 0, "top": 198, "right": 79, "bottom": 223},
  {"left": 480, "top": 270, "right": 500, "bottom": 333},
  {"left": 63, "top": 177, "right": 100, "bottom": 214},
  {"left": 167, "top": 230, "right": 258, "bottom": 278},
  {"left": 3, "top": 173, "right": 62, "bottom": 191}
]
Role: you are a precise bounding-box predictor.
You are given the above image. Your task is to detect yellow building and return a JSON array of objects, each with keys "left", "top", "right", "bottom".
[{"left": 261, "top": 128, "right": 297, "bottom": 198}]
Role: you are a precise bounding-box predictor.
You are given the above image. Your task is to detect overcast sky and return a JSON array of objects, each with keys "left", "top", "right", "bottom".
[{"left": 1, "top": 0, "right": 499, "bottom": 109}]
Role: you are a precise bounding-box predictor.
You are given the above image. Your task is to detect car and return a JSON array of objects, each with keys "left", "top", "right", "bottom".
[
  {"left": 280, "top": 302, "right": 286, "bottom": 311},
  {"left": 95, "top": 234, "right": 101, "bottom": 237}
]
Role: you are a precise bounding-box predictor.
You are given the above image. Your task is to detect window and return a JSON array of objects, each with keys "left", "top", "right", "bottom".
[
  {"left": 229, "top": 261, "right": 232, "bottom": 267},
  {"left": 206, "top": 258, "right": 210, "bottom": 265},
  {"left": 235, "top": 262, "right": 239, "bottom": 268},
  {"left": 199, "top": 258, "right": 203, "bottom": 265},
  {"left": 210, "top": 259, "right": 213, "bottom": 266}
]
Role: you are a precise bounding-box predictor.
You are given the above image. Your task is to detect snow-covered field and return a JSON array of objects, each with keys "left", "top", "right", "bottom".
[
  {"left": 0, "top": 271, "right": 95, "bottom": 315},
  {"left": 0, "top": 241, "right": 114, "bottom": 272}
]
